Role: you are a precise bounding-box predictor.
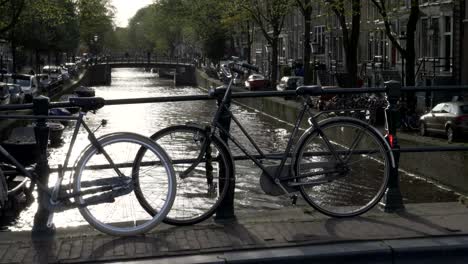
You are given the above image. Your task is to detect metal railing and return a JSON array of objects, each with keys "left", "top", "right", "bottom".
[
  {"left": 98, "top": 55, "right": 194, "bottom": 66},
  {"left": 1, "top": 82, "right": 468, "bottom": 230},
  {"left": 416, "top": 57, "right": 454, "bottom": 82}
]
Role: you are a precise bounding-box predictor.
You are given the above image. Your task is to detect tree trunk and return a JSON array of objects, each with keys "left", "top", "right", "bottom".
[
  {"left": 303, "top": 16, "right": 312, "bottom": 85},
  {"left": 11, "top": 39, "right": 16, "bottom": 73},
  {"left": 404, "top": 0, "right": 419, "bottom": 112},
  {"left": 246, "top": 22, "right": 252, "bottom": 64},
  {"left": 35, "top": 49, "right": 40, "bottom": 73},
  {"left": 270, "top": 38, "right": 279, "bottom": 87},
  {"left": 345, "top": 45, "right": 359, "bottom": 88}
]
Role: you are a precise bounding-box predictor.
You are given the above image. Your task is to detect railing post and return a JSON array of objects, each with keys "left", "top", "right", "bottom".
[
  {"left": 379, "top": 80, "right": 405, "bottom": 212},
  {"left": 213, "top": 86, "right": 236, "bottom": 221},
  {"left": 32, "top": 96, "right": 54, "bottom": 234}
]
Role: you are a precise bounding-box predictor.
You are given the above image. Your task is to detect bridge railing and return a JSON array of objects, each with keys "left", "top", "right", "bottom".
[
  {"left": 1, "top": 82, "right": 468, "bottom": 229},
  {"left": 101, "top": 55, "right": 193, "bottom": 65}
]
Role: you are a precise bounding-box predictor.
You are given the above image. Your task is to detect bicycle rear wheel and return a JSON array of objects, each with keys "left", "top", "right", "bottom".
[
  {"left": 73, "top": 133, "right": 176, "bottom": 236},
  {"left": 134, "top": 125, "right": 233, "bottom": 226},
  {"left": 294, "top": 118, "right": 391, "bottom": 217}
]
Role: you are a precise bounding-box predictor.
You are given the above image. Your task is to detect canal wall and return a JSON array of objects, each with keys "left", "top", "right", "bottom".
[{"left": 195, "top": 69, "right": 468, "bottom": 196}]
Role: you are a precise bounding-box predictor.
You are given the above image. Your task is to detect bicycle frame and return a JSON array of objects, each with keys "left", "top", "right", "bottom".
[
  {"left": 209, "top": 76, "right": 346, "bottom": 187},
  {"left": 0, "top": 111, "right": 126, "bottom": 208}
]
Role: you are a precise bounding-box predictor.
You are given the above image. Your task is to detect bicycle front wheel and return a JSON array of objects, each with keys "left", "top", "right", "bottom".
[
  {"left": 73, "top": 133, "right": 176, "bottom": 236},
  {"left": 134, "top": 125, "right": 233, "bottom": 226},
  {"left": 295, "top": 118, "right": 391, "bottom": 217}
]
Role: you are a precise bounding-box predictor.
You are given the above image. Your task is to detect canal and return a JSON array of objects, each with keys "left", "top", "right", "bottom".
[{"left": 4, "top": 68, "right": 459, "bottom": 231}]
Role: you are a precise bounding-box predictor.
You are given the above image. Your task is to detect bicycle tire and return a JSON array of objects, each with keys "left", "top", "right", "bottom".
[
  {"left": 294, "top": 117, "right": 391, "bottom": 217},
  {"left": 73, "top": 132, "right": 176, "bottom": 236},
  {"left": 134, "top": 125, "right": 233, "bottom": 226}
]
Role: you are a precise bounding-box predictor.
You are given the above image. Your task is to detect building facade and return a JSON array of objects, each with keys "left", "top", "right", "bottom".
[{"left": 248, "top": 0, "right": 463, "bottom": 87}]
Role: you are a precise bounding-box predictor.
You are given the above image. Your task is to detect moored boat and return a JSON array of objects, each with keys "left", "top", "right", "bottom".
[
  {"left": 1, "top": 127, "right": 38, "bottom": 166},
  {"left": 49, "top": 107, "right": 72, "bottom": 126},
  {"left": 74, "top": 86, "right": 95, "bottom": 97}
]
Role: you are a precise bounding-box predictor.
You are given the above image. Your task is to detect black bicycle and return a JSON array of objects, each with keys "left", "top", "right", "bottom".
[
  {"left": 0, "top": 97, "right": 176, "bottom": 236},
  {"left": 134, "top": 62, "right": 394, "bottom": 225}
]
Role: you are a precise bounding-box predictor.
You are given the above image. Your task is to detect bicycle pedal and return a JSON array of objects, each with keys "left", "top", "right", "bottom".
[{"left": 290, "top": 194, "right": 298, "bottom": 206}]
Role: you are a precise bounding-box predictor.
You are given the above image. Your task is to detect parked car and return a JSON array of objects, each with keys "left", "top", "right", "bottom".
[
  {"left": 36, "top": 74, "right": 53, "bottom": 92},
  {"left": 42, "top": 66, "right": 63, "bottom": 83},
  {"left": 0, "top": 82, "right": 11, "bottom": 105},
  {"left": 60, "top": 67, "right": 71, "bottom": 82},
  {"left": 245, "top": 74, "right": 269, "bottom": 90},
  {"left": 6, "top": 83, "right": 24, "bottom": 104},
  {"left": 64, "top": 62, "right": 78, "bottom": 77},
  {"left": 276, "top": 76, "right": 303, "bottom": 91},
  {"left": 420, "top": 101, "right": 468, "bottom": 143},
  {"left": 4, "top": 74, "right": 39, "bottom": 103}
]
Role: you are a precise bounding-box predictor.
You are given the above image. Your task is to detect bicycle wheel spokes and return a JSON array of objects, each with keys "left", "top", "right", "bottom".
[
  {"left": 75, "top": 134, "right": 174, "bottom": 236},
  {"left": 135, "top": 125, "right": 231, "bottom": 226},
  {"left": 296, "top": 120, "right": 390, "bottom": 217}
]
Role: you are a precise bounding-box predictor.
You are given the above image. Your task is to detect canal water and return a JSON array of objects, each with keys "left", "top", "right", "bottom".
[{"left": 4, "top": 68, "right": 458, "bottom": 231}]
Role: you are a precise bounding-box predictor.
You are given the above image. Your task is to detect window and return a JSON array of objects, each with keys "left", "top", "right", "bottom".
[
  {"left": 314, "top": 26, "right": 325, "bottom": 54},
  {"left": 442, "top": 104, "right": 451, "bottom": 113},
  {"left": 431, "top": 103, "right": 444, "bottom": 113},
  {"left": 431, "top": 18, "right": 439, "bottom": 57},
  {"left": 459, "top": 105, "right": 468, "bottom": 114}
]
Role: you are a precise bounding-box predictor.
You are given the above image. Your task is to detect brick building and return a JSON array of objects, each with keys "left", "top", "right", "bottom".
[{"left": 247, "top": 0, "right": 464, "bottom": 89}]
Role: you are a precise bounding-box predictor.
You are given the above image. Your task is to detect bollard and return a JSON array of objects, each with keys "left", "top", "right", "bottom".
[
  {"left": 32, "top": 96, "right": 54, "bottom": 234},
  {"left": 213, "top": 86, "right": 236, "bottom": 221},
  {"left": 379, "top": 80, "right": 405, "bottom": 212}
]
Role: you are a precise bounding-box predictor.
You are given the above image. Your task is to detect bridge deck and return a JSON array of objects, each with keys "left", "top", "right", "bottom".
[{"left": 1, "top": 202, "right": 468, "bottom": 263}]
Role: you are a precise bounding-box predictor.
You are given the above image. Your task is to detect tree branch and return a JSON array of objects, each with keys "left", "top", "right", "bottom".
[{"left": 370, "top": 0, "right": 406, "bottom": 57}]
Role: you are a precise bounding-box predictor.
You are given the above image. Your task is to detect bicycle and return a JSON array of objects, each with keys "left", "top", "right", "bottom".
[
  {"left": 0, "top": 96, "right": 176, "bottom": 236},
  {"left": 134, "top": 61, "right": 394, "bottom": 225}
]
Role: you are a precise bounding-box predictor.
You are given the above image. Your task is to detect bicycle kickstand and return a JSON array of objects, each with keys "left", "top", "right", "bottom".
[{"left": 47, "top": 211, "right": 56, "bottom": 229}]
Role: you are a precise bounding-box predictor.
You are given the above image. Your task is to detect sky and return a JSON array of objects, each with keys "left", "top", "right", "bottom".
[{"left": 111, "top": 0, "right": 153, "bottom": 28}]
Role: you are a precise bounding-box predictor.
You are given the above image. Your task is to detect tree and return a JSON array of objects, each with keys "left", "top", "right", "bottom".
[
  {"left": 235, "top": 0, "right": 294, "bottom": 85},
  {"left": 295, "top": 0, "right": 313, "bottom": 84},
  {"left": 13, "top": 0, "right": 80, "bottom": 69},
  {"left": 77, "top": 0, "right": 115, "bottom": 55},
  {"left": 0, "top": 0, "right": 25, "bottom": 35},
  {"left": 371, "top": 0, "right": 420, "bottom": 110},
  {"left": 326, "top": 0, "right": 362, "bottom": 87}
]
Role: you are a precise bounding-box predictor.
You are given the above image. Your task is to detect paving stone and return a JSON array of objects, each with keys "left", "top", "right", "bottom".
[
  {"left": 134, "top": 237, "right": 149, "bottom": 255},
  {"left": 123, "top": 237, "right": 136, "bottom": 256},
  {"left": 0, "top": 245, "right": 10, "bottom": 261},
  {"left": 150, "top": 233, "right": 168, "bottom": 254},
  {"left": 113, "top": 238, "right": 126, "bottom": 256},
  {"left": 174, "top": 230, "right": 190, "bottom": 251},
  {"left": 184, "top": 230, "right": 201, "bottom": 250},
  {"left": 57, "top": 240, "right": 72, "bottom": 260},
  {"left": 69, "top": 238, "right": 83, "bottom": 259},
  {"left": 1, "top": 203, "right": 468, "bottom": 263},
  {"left": 1, "top": 243, "right": 18, "bottom": 263},
  {"left": 79, "top": 238, "right": 93, "bottom": 260}
]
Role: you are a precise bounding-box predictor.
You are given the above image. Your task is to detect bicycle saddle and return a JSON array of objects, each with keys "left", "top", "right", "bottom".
[
  {"left": 69, "top": 97, "right": 105, "bottom": 112},
  {"left": 296, "top": 85, "right": 323, "bottom": 96}
]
